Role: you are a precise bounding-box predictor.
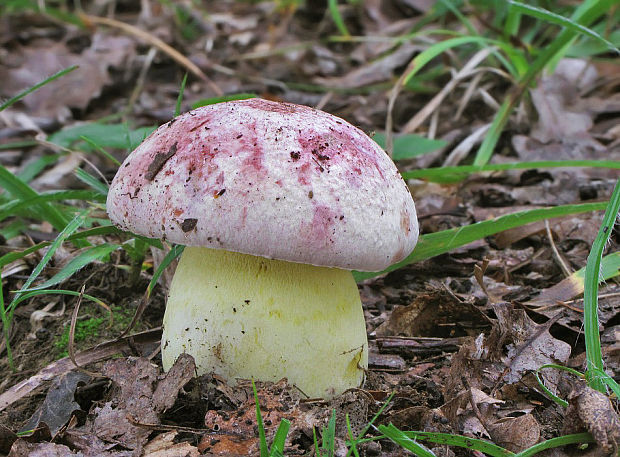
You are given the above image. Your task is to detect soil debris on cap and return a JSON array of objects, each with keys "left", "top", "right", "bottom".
[{"left": 145, "top": 142, "right": 178, "bottom": 181}]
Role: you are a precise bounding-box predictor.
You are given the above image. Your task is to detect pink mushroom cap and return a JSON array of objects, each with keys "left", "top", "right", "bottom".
[{"left": 107, "top": 99, "right": 418, "bottom": 271}]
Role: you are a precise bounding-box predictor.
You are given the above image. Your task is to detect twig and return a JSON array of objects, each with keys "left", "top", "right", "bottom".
[
  {"left": 79, "top": 13, "right": 223, "bottom": 96},
  {"left": 69, "top": 285, "right": 100, "bottom": 378},
  {"left": 126, "top": 46, "right": 158, "bottom": 114},
  {"left": 545, "top": 220, "right": 573, "bottom": 277},
  {"left": 402, "top": 47, "right": 493, "bottom": 134}
]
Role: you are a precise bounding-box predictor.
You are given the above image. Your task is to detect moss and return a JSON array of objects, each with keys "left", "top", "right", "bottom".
[{"left": 54, "top": 305, "right": 138, "bottom": 358}]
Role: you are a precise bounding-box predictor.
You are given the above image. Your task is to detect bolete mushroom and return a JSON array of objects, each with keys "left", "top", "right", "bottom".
[{"left": 107, "top": 99, "right": 418, "bottom": 398}]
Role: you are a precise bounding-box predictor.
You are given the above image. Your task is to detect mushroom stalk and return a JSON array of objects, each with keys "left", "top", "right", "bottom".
[{"left": 162, "top": 246, "right": 368, "bottom": 399}]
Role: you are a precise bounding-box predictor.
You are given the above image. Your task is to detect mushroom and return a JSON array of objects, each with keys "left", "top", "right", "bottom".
[{"left": 107, "top": 99, "right": 418, "bottom": 398}]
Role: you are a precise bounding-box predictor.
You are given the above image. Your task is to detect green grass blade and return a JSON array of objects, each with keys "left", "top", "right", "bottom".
[
  {"left": 400, "top": 431, "right": 514, "bottom": 457},
  {"left": 269, "top": 419, "right": 291, "bottom": 456},
  {"left": 0, "top": 280, "right": 14, "bottom": 370},
  {"left": 346, "top": 392, "right": 395, "bottom": 456},
  {"left": 588, "top": 367, "right": 620, "bottom": 399},
  {"left": 583, "top": 178, "right": 620, "bottom": 392},
  {"left": 175, "top": 73, "right": 188, "bottom": 117},
  {"left": 0, "top": 190, "right": 105, "bottom": 222},
  {"left": 16, "top": 153, "right": 64, "bottom": 183},
  {"left": 0, "top": 242, "right": 52, "bottom": 269},
  {"left": 354, "top": 202, "right": 607, "bottom": 281},
  {"left": 0, "top": 220, "right": 27, "bottom": 241},
  {"left": 79, "top": 136, "right": 121, "bottom": 166},
  {"left": 473, "top": 0, "right": 615, "bottom": 166},
  {"left": 0, "top": 164, "right": 69, "bottom": 231},
  {"left": 473, "top": 97, "right": 514, "bottom": 167},
  {"left": 146, "top": 244, "right": 184, "bottom": 299},
  {"left": 534, "top": 364, "right": 585, "bottom": 407},
  {"left": 345, "top": 414, "right": 361, "bottom": 457},
  {"left": 437, "top": 0, "right": 478, "bottom": 37},
  {"left": 504, "top": 4, "right": 522, "bottom": 40},
  {"left": 75, "top": 168, "right": 109, "bottom": 195},
  {"left": 403, "top": 37, "right": 486, "bottom": 86},
  {"left": 322, "top": 409, "right": 337, "bottom": 457},
  {"left": 68, "top": 225, "right": 121, "bottom": 239},
  {"left": 514, "top": 433, "right": 593, "bottom": 457},
  {"left": 536, "top": 251, "right": 620, "bottom": 305},
  {"left": 191, "top": 93, "right": 256, "bottom": 109},
  {"left": 252, "top": 379, "right": 269, "bottom": 457},
  {"left": 328, "top": 0, "right": 350, "bottom": 37},
  {"left": 0, "top": 65, "right": 78, "bottom": 112},
  {"left": 509, "top": 1, "right": 619, "bottom": 53},
  {"left": 48, "top": 123, "right": 156, "bottom": 150},
  {"left": 313, "top": 427, "right": 320, "bottom": 457},
  {"left": 9, "top": 209, "right": 89, "bottom": 309},
  {"left": 8, "top": 289, "right": 109, "bottom": 314},
  {"left": 401, "top": 160, "right": 620, "bottom": 181},
  {"left": 0, "top": 140, "right": 38, "bottom": 151},
  {"left": 0, "top": 229, "right": 113, "bottom": 270},
  {"left": 401, "top": 35, "right": 525, "bottom": 85},
  {"left": 378, "top": 424, "right": 437, "bottom": 457},
  {"left": 21, "top": 243, "right": 120, "bottom": 291},
  {"left": 373, "top": 133, "right": 447, "bottom": 160}
]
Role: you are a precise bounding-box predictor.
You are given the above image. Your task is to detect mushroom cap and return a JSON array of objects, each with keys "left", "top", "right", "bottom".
[{"left": 107, "top": 99, "right": 418, "bottom": 271}]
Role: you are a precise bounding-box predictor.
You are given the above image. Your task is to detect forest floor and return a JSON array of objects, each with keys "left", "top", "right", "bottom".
[{"left": 0, "top": 1, "right": 619, "bottom": 456}]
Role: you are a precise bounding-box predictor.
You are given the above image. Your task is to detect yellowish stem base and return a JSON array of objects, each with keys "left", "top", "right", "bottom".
[{"left": 162, "top": 247, "right": 368, "bottom": 399}]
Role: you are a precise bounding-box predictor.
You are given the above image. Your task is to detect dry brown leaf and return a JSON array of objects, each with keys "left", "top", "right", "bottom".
[
  {"left": 375, "top": 287, "right": 484, "bottom": 338},
  {"left": 315, "top": 43, "right": 420, "bottom": 89},
  {"left": 19, "top": 371, "right": 90, "bottom": 438},
  {"left": 0, "top": 328, "right": 161, "bottom": 413},
  {"left": 529, "top": 59, "right": 599, "bottom": 146},
  {"left": 0, "top": 424, "right": 17, "bottom": 454},
  {"left": 493, "top": 304, "right": 571, "bottom": 390},
  {"left": 563, "top": 380, "right": 620, "bottom": 456},
  {"left": 488, "top": 413, "right": 541, "bottom": 453},
  {"left": 0, "top": 34, "right": 135, "bottom": 121},
  {"left": 201, "top": 378, "right": 302, "bottom": 456},
  {"left": 143, "top": 431, "right": 200, "bottom": 457},
  {"left": 8, "top": 440, "right": 79, "bottom": 457},
  {"left": 63, "top": 354, "right": 194, "bottom": 455}
]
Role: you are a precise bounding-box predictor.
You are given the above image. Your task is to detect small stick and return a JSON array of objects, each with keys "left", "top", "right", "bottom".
[
  {"left": 69, "top": 285, "right": 100, "bottom": 377},
  {"left": 545, "top": 220, "right": 573, "bottom": 277},
  {"left": 80, "top": 13, "right": 223, "bottom": 96}
]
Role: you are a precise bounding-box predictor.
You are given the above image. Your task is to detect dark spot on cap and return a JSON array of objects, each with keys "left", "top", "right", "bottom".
[
  {"left": 145, "top": 142, "right": 177, "bottom": 181},
  {"left": 181, "top": 218, "right": 198, "bottom": 232}
]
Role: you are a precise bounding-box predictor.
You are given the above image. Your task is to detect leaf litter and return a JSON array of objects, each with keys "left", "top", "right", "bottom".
[{"left": 1, "top": 0, "right": 619, "bottom": 456}]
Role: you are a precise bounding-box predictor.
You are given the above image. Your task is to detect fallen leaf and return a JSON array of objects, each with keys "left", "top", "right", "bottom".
[
  {"left": 376, "top": 287, "right": 484, "bottom": 338},
  {"left": 143, "top": 431, "right": 200, "bottom": 457},
  {"left": 315, "top": 43, "right": 420, "bottom": 88},
  {"left": 19, "top": 371, "right": 90, "bottom": 438},
  {"left": 67, "top": 354, "right": 195, "bottom": 455},
  {"left": 0, "top": 33, "right": 135, "bottom": 121},
  {"left": 563, "top": 380, "right": 620, "bottom": 456},
  {"left": 529, "top": 58, "right": 600, "bottom": 146},
  {"left": 200, "top": 378, "right": 303, "bottom": 456},
  {"left": 0, "top": 424, "right": 17, "bottom": 454},
  {"left": 0, "top": 328, "right": 161, "bottom": 414},
  {"left": 488, "top": 413, "right": 541, "bottom": 453},
  {"left": 9, "top": 440, "right": 78, "bottom": 456},
  {"left": 493, "top": 304, "right": 571, "bottom": 390}
]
